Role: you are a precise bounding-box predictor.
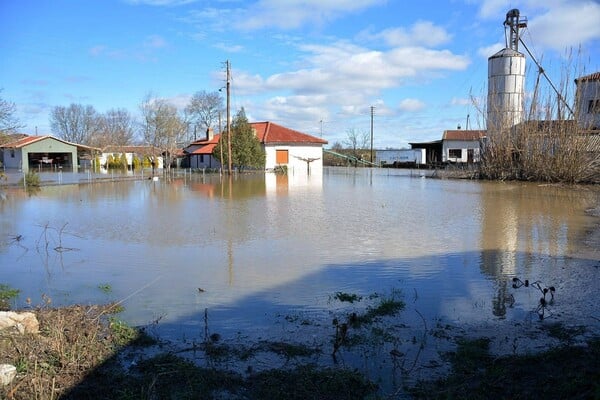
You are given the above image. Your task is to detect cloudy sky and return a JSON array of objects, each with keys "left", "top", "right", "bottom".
[{"left": 1, "top": 0, "right": 599, "bottom": 148}]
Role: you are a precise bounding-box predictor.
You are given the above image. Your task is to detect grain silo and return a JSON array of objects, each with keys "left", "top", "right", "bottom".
[{"left": 487, "top": 9, "right": 527, "bottom": 135}]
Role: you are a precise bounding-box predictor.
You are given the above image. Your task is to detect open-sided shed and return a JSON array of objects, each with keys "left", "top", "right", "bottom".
[{"left": 1, "top": 135, "right": 80, "bottom": 173}]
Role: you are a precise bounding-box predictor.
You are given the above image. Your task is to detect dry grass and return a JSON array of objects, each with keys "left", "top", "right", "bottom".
[
  {"left": 479, "top": 120, "right": 600, "bottom": 183},
  {"left": 0, "top": 304, "right": 139, "bottom": 400}
]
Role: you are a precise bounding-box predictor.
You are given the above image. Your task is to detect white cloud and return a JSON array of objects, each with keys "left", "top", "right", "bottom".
[
  {"left": 234, "top": 41, "right": 469, "bottom": 97},
  {"left": 125, "top": 0, "right": 198, "bottom": 6},
  {"left": 360, "top": 21, "right": 452, "bottom": 47},
  {"left": 398, "top": 98, "right": 425, "bottom": 112},
  {"left": 450, "top": 97, "right": 471, "bottom": 106},
  {"left": 477, "top": 43, "right": 503, "bottom": 59},
  {"left": 467, "top": 0, "right": 515, "bottom": 19},
  {"left": 236, "top": 0, "right": 387, "bottom": 30},
  {"left": 527, "top": 1, "right": 600, "bottom": 51},
  {"left": 143, "top": 35, "right": 167, "bottom": 49}
]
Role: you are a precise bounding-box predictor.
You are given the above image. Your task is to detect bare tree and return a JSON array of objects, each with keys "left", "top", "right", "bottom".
[
  {"left": 184, "top": 90, "right": 223, "bottom": 141},
  {"left": 91, "top": 108, "right": 136, "bottom": 148},
  {"left": 0, "top": 89, "right": 23, "bottom": 134},
  {"left": 140, "top": 93, "right": 186, "bottom": 172},
  {"left": 49, "top": 104, "right": 100, "bottom": 145},
  {"left": 344, "top": 128, "right": 369, "bottom": 158}
]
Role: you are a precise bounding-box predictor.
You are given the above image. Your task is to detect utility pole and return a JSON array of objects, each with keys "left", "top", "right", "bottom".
[
  {"left": 226, "top": 60, "right": 232, "bottom": 175},
  {"left": 370, "top": 106, "right": 375, "bottom": 163},
  {"left": 218, "top": 111, "right": 223, "bottom": 169}
]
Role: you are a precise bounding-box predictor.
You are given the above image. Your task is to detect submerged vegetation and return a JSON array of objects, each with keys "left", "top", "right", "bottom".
[
  {"left": 410, "top": 336, "right": 600, "bottom": 399},
  {"left": 1, "top": 284, "right": 599, "bottom": 399}
]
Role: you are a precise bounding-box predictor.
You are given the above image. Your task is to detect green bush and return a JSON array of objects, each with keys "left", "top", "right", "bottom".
[{"left": 22, "top": 171, "right": 40, "bottom": 187}]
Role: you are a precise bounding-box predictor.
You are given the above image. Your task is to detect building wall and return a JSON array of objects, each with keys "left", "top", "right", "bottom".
[
  {"left": 1, "top": 147, "right": 23, "bottom": 170},
  {"left": 8, "top": 138, "right": 78, "bottom": 173},
  {"left": 442, "top": 140, "right": 482, "bottom": 163},
  {"left": 264, "top": 144, "right": 324, "bottom": 174},
  {"left": 576, "top": 79, "right": 600, "bottom": 130},
  {"left": 189, "top": 154, "right": 222, "bottom": 169}
]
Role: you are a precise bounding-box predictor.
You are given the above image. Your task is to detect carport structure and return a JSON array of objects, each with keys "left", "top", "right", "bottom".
[{"left": 0, "top": 135, "right": 85, "bottom": 173}]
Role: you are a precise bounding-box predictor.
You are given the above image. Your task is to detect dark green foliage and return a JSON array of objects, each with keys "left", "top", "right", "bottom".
[
  {"left": 410, "top": 337, "right": 600, "bottom": 399},
  {"left": 333, "top": 292, "right": 362, "bottom": 303},
  {"left": 246, "top": 365, "right": 378, "bottom": 400},
  {"left": 0, "top": 283, "right": 20, "bottom": 310},
  {"left": 213, "top": 108, "right": 265, "bottom": 170}
]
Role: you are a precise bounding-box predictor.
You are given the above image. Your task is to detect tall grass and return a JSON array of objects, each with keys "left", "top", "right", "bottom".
[{"left": 479, "top": 60, "right": 600, "bottom": 184}]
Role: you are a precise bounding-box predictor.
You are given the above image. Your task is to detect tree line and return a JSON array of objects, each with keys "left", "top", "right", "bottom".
[{"left": 0, "top": 89, "right": 265, "bottom": 171}]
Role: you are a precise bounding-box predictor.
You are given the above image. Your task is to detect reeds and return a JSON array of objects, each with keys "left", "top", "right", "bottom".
[{"left": 479, "top": 58, "right": 600, "bottom": 184}]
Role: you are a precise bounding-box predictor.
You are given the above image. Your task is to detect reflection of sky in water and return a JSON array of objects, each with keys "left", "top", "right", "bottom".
[{"left": 1, "top": 169, "right": 599, "bottom": 344}]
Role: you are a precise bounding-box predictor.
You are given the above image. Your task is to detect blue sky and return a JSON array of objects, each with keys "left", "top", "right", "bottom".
[{"left": 2, "top": 0, "right": 599, "bottom": 148}]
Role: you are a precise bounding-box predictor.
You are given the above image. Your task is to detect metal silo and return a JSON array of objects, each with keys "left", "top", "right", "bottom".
[{"left": 487, "top": 9, "right": 527, "bottom": 134}]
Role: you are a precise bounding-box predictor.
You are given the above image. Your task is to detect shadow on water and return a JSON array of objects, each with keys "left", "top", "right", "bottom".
[{"left": 52, "top": 248, "right": 600, "bottom": 399}]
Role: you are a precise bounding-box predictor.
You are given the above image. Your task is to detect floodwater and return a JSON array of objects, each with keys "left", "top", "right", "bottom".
[{"left": 1, "top": 167, "right": 600, "bottom": 389}]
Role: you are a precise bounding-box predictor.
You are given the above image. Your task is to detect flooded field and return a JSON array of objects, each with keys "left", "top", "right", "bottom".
[{"left": 1, "top": 167, "right": 599, "bottom": 392}]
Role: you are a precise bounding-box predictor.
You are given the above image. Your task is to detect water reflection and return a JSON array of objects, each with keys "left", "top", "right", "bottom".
[{"left": 0, "top": 169, "right": 598, "bottom": 338}]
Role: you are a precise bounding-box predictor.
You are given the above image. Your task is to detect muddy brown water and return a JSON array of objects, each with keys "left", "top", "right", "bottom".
[{"left": 1, "top": 167, "right": 599, "bottom": 391}]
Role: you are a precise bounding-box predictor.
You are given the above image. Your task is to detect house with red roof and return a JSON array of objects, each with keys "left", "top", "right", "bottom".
[
  {"left": 183, "top": 122, "right": 328, "bottom": 173},
  {"left": 184, "top": 128, "right": 222, "bottom": 169},
  {"left": 442, "top": 129, "right": 486, "bottom": 163},
  {"left": 0, "top": 135, "right": 97, "bottom": 173}
]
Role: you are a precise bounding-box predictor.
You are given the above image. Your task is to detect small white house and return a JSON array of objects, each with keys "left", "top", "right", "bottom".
[
  {"left": 183, "top": 122, "right": 328, "bottom": 174},
  {"left": 441, "top": 130, "right": 486, "bottom": 163},
  {"left": 184, "top": 129, "right": 222, "bottom": 169},
  {"left": 251, "top": 122, "right": 328, "bottom": 174}
]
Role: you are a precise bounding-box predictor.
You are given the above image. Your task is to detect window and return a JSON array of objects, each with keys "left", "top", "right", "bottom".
[
  {"left": 448, "top": 149, "right": 462, "bottom": 159},
  {"left": 276, "top": 149, "right": 289, "bottom": 164},
  {"left": 588, "top": 99, "right": 600, "bottom": 114},
  {"left": 199, "top": 154, "right": 204, "bottom": 163},
  {"left": 10, "top": 149, "right": 15, "bottom": 158}
]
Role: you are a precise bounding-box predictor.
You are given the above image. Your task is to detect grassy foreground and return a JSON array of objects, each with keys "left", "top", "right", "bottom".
[{"left": 1, "top": 302, "right": 599, "bottom": 399}]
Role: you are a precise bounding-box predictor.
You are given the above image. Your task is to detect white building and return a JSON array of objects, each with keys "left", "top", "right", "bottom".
[
  {"left": 251, "top": 122, "right": 328, "bottom": 174},
  {"left": 575, "top": 72, "right": 600, "bottom": 130},
  {"left": 442, "top": 130, "right": 486, "bottom": 163},
  {"left": 185, "top": 122, "right": 328, "bottom": 174}
]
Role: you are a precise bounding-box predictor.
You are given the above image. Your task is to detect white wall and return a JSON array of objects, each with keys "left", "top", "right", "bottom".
[
  {"left": 442, "top": 140, "right": 482, "bottom": 163},
  {"left": 1, "top": 148, "right": 23, "bottom": 170},
  {"left": 576, "top": 79, "right": 600, "bottom": 130},
  {"left": 264, "top": 144, "right": 324, "bottom": 174}
]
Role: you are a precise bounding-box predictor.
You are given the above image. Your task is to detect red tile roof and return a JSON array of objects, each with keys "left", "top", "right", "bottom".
[
  {"left": 250, "top": 122, "right": 328, "bottom": 145},
  {"left": 442, "top": 130, "right": 486, "bottom": 141},
  {"left": 0, "top": 135, "right": 48, "bottom": 148},
  {"left": 0, "top": 135, "right": 100, "bottom": 151},
  {"left": 187, "top": 133, "right": 221, "bottom": 155}
]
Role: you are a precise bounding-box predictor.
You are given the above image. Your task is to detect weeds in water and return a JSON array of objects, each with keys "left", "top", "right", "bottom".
[
  {"left": 544, "top": 322, "right": 586, "bottom": 345},
  {"left": 511, "top": 277, "right": 557, "bottom": 320},
  {"left": 332, "top": 292, "right": 363, "bottom": 303},
  {"left": 98, "top": 283, "right": 112, "bottom": 294},
  {"left": 0, "top": 283, "right": 20, "bottom": 310},
  {"left": 410, "top": 337, "right": 600, "bottom": 399}
]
